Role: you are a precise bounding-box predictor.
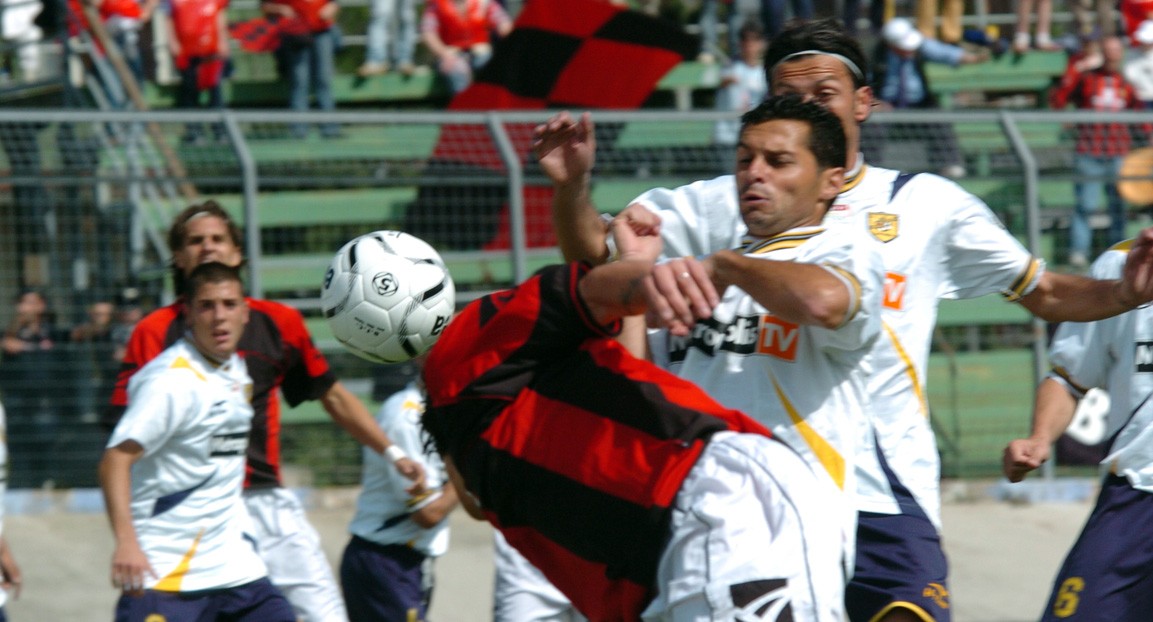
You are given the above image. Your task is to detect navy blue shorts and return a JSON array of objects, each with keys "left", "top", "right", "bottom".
[
  {"left": 1040, "top": 474, "right": 1153, "bottom": 621},
  {"left": 114, "top": 577, "right": 295, "bottom": 622},
  {"left": 340, "top": 535, "right": 431, "bottom": 622},
  {"left": 847, "top": 510, "right": 951, "bottom": 622}
]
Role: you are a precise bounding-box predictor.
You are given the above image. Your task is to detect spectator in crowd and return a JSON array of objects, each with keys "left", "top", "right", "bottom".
[
  {"left": 1012, "top": 0, "right": 1061, "bottom": 52},
  {"left": 70, "top": 298, "right": 120, "bottom": 424},
  {"left": 0, "top": 401, "right": 23, "bottom": 616},
  {"left": 1051, "top": 35, "right": 1144, "bottom": 268},
  {"left": 760, "top": 0, "right": 813, "bottom": 37},
  {"left": 340, "top": 355, "right": 457, "bottom": 622},
  {"left": 89, "top": 0, "right": 159, "bottom": 86},
  {"left": 696, "top": 0, "right": 742, "bottom": 62},
  {"left": 1, "top": 289, "right": 63, "bottom": 489},
  {"left": 871, "top": 16, "right": 984, "bottom": 178},
  {"left": 165, "top": 0, "right": 230, "bottom": 144},
  {"left": 99, "top": 262, "right": 296, "bottom": 621},
  {"left": 261, "top": 0, "right": 341, "bottom": 138},
  {"left": 356, "top": 0, "right": 418, "bottom": 76},
  {"left": 419, "top": 0, "right": 512, "bottom": 95},
  {"left": 711, "top": 20, "right": 767, "bottom": 171},
  {"left": 110, "top": 287, "right": 144, "bottom": 364},
  {"left": 1122, "top": 0, "right": 1153, "bottom": 44},
  {"left": 915, "top": 0, "right": 962, "bottom": 43},
  {"left": 1, "top": 0, "right": 45, "bottom": 80},
  {"left": 1124, "top": 19, "right": 1153, "bottom": 105}
]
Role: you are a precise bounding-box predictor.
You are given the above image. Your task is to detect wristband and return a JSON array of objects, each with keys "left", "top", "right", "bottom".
[{"left": 384, "top": 445, "right": 409, "bottom": 463}]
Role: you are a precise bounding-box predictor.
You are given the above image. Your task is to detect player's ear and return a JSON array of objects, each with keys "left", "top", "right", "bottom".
[{"left": 853, "top": 85, "right": 873, "bottom": 123}]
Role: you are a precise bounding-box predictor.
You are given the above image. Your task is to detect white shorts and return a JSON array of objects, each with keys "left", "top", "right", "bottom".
[
  {"left": 244, "top": 487, "right": 349, "bottom": 622},
  {"left": 642, "top": 432, "right": 847, "bottom": 622},
  {"left": 493, "top": 531, "right": 588, "bottom": 622}
]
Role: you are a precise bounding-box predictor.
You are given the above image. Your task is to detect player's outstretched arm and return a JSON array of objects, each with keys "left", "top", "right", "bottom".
[
  {"left": 1019, "top": 271, "right": 1141, "bottom": 322},
  {"left": 579, "top": 217, "right": 676, "bottom": 327},
  {"left": 533, "top": 111, "right": 611, "bottom": 265},
  {"left": 410, "top": 481, "right": 460, "bottom": 529},
  {"left": 1002, "top": 378, "right": 1080, "bottom": 483},
  {"left": 0, "top": 536, "right": 22, "bottom": 600},
  {"left": 320, "top": 382, "right": 427, "bottom": 492},
  {"left": 98, "top": 441, "right": 155, "bottom": 595}
]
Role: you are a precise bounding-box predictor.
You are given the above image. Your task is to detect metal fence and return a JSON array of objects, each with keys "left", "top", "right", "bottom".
[{"left": 1, "top": 107, "right": 1149, "bottom": 487}]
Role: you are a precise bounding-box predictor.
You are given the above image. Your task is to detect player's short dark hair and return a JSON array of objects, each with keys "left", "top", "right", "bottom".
[
  {"left": 763, "top": 18, "right": 869, "bottom": 88},
  {"left": 740, "top": 94, "right": 847, "bottom": 171},
  {"left": 183, "top": 262, "right": 244, "bottom": 302},
  {"left": 168, "top": 200, "right": 244, "bottom": 255}
]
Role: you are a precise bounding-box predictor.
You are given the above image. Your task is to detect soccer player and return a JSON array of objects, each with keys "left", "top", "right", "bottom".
[
  {"left": 1003, "top": 240, "right": 1153, "bottom": 622},
  {"left": 339, "top": 355, "right": 458, "bottom": 622},
  {"left": 535, "top": 18, "right": 1153, "bottom": 622},
  {"left": 105, "top": 201, "right": 424, "bottom": 622},
  {"left": 99, "top": 262, "right": 295, "bottom": 621},
  {"left": 421, "top": 211, "right": 846, "bottom": 621}
]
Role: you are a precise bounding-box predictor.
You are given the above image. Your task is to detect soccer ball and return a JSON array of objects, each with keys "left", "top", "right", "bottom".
[{"left": 321, "top": 231, "right": 455, "bottom": 364}]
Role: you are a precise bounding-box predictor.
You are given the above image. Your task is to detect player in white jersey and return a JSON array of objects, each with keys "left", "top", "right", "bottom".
[
  {"left": 0, "top": 403, "right": 22, "bottom": 622},
  {"left": 99, "top": 262, "right": 294, "bottom": 622},
  {"left": 340, "top": 369, "right": 458, "bottom": 622},
  {"left": 1004, "top": 240, "right": 1153, "bottom": 622},
  {"left": 535, "top": 18, "right": 1153, "bottom": 622}
]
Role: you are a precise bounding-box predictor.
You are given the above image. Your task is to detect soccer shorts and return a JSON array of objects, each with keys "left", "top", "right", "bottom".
[
  {"left": 848, "top": 511, "right": 950, "bottom": 622},
  {"left": 114, "top": 577, "right": 295, "bottom": 622},
  {"left": 642, "top": 431, "right": 846, "bottom": 622},
  {"left": 244, "top": 487, "right": 349, "bottom": 622},
  {"left": 1040, "top": 474, "right": 1153, "bottom": 622},
  {"left": 493, "top": 530, "right": 588, "bottom": 622},
  {"left": 340, "top": 535, "right": 432, "bottom": 622}
]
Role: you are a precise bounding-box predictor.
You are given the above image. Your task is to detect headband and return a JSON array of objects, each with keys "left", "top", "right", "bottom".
[{"left": 771, "top": 50, "right": 866, "bottom": 84}]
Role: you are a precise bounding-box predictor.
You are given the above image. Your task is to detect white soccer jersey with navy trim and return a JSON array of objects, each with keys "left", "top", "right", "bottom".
[
  {"left": 348, "top": 382, "right": 450, "bottom": 557},
  {"left": 634, "top": 163, "right": 1044, "bottom": 528},
  {"left": 1048, "top": 243, "right": 1153, "bottom": 493},
  {"left": 108, "top": 338, "right": 265, "bottom": 592},
  {"left": 652, "top": 224, "right": 884, "bottom": 563}
]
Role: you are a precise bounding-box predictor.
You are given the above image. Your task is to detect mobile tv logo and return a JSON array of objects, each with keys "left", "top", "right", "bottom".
[
  {"left": 209, "top": 431, "right": 249, "bottom": 457},
  {"left": 1136, "top": 341, "right": 1153, "bottom": 372},
  {"left": 883, "top": 272, "right": 906, "bottom": 311},
  {"left": 667, "top": 314, "right": 800, "bottom": 363}
]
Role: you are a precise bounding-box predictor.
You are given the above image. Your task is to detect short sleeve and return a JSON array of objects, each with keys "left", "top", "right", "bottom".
[
  {"left": 632, "top": 176, "right": 745, "bottom": 259},
  {"left": 1048, "top": 249, "right": 1127, "bottom": 392},
  {"left": 109, "top": 371, "right": 195, "bottom": 455}
]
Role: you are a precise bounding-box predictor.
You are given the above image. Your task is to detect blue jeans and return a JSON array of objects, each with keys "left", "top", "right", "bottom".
[
  {"left": 365, "top": 0, "right": 416, "bottom": 65},
  {"left": 1072, "top": 153, "right": 1126, "bottom": 258},
  {"left": 760, "top": 0, "right": 813, "bottom": 36},
  {"left": 284, "top": 28, "right": 339, "bottom": 138},
  {"left": 698, "top": 0, "right": 743, "bottom": 58}
]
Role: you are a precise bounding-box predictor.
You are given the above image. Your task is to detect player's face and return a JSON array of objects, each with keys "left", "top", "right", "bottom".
[
  {"left": 735, "top": 119, "right": 843, "bottom": 237},
  {"left": 173, "top": 216, "right": 243, "bottom": 276},
  {"left": 187, "top": 280, "right": 249, "bottom": 361},
  {"left": 769, "top": 55, "right": 871, "bottom": 167}
]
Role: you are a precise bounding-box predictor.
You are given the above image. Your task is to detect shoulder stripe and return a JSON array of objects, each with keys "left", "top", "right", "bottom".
[
  {"left": 170, "top": 356, "right": 207, "bottom": 382},
  {"left": 889, "top": 172, "right": 919, "bottom": 201},
  {"left": 1108, "top": 238, "right": 1135, "bottom": 253}
]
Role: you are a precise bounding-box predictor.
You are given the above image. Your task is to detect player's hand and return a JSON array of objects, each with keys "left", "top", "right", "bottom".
[
  {"left": 395, "top": 456, "right": 427, "bottom": 495},
  {"left": 111, "top": 541, "right": 156, "bottom": 596},
  {"left": 531, "top": 111, "right": 595, "bottom": 188},
  {"left": 1002, "top": 437, "right": 1051, "bottom": 483},
  {"left": 610, "top": 209, "right": 662, "bottom": 264},
  {"left": 644, "top": 257, "right": 719, "bottom": 336},
  {"left": 1119, "top": 226, "right": 1153, "bottom": 306},
  {"left": 0, "top": 541, "right": 22, "bottom": 599}
]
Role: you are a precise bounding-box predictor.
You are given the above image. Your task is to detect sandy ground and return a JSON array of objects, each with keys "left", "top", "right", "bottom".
[{"left": 3, "top": 480, "right": 1095, "bottom": 621}]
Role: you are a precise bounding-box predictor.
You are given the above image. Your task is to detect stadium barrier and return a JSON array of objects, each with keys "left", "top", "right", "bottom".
[{"left": 0, "top": 107, "right": 1147, "bottom": 487}]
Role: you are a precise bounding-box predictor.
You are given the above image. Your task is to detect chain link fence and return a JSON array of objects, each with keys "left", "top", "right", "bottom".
[{"left": 1, "top": 107, "right": 1148, "bottom": 487}]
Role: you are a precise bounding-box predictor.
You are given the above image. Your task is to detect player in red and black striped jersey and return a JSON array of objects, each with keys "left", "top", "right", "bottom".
[
  {"left": 105, "top": 201, "right": 424, "bottom": 622},
  {"left": 422, "top": 219, "right": 846, "bottom": 621}
]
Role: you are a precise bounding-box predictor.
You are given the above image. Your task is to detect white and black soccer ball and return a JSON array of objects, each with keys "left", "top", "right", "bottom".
[{"left": 321, "top": 231, "right": 455, "bottom": 364}]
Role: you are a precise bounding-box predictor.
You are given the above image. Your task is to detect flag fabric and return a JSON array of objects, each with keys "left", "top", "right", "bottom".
[
  {"left": 228, "top": 17, "right": 283, "bottom": 53},
  {"left": 406, "top": 0, "right": 697, "bottom": 251}
]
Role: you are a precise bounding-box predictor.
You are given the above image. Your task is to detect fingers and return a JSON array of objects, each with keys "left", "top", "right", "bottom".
[
  {"left": 616, "top": 204, "right": 662, "bottom": 236},
  {"left": 645, "top": 259, "right": 715, "bottom": 330}
]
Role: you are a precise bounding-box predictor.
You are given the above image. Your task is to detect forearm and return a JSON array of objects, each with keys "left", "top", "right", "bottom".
[
  {"left": 1027, "top": 377, "right": 1080, "bottom": 443},
  {"left": 553, "top": 176, "right": 610, "bottom": 264},
  {"left": 579, "top": 258, "right": 656, "bottom": 325},
  {"left": 320, "top": 382, "right": 390, "bottom": 454},
  {"left": 410, "top": 483, "right": 459, "bottom": 528},
  {"left": 98, "top": 450, "right": 140, "bottom": 548},
  {"left": 1020, "top": 272, "right": 1133, "bottom": 322},
  {"left": 712, "top": 252, "right": 852, "bottom": 328}
]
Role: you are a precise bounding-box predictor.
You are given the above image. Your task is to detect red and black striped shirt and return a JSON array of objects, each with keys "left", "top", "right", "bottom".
[
  {"left": 106, "top": 298, "right": 336, "bottom": 489},
  {"left": 423, "top": 263, "right": 771, "bottom": 621}
]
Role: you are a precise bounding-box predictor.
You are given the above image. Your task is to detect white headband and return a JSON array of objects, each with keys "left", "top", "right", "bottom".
[{"left": 771, "top": 50, "right": 866, "bottom": 84}]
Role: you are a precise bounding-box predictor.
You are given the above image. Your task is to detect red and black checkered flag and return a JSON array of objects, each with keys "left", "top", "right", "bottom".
[{"left": 406, "top": 0, "right": 697, "bottom": 251}]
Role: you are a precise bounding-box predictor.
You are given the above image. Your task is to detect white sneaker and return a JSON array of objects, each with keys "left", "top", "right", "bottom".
[
  {"left": 1068, "top": 252, "right": 1088, "bottom": 269},
  {"left": 357, "top": 61, "right": 390, "bottom": 77}
]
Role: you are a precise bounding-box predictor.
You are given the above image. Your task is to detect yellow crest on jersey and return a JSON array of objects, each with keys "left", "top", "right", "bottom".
[
  {"left": 868, "top": 213, "right": 899, "bottom": 243},
  {"left": 145, "top": 615, "right": 167, "bottom": 622}
]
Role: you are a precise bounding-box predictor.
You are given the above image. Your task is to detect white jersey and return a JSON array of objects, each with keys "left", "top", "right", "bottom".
[
  {"left": 348, "top": 382, "right": 450, "bottom": 557},
  {"left": 1048, "top": 242, "right": 1153, "bottom": 492},
  {"left": 107, "top": 338, "right": 265, "bottom": 592},
  {"left": 634, "top": 163, "right": 1043, "bottom": 527},
  {"left": 651, "top": 224, "right": 884, "bottom": 563},
  {"left": 0, "top": 403, "right": 7, "bottom": 610}
]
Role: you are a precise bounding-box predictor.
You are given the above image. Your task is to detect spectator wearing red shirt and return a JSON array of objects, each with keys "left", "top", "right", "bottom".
[
  {"left": 1051, "top": 36, "right": 1146, "bottom": 268},
  {"left": 165, "top": 0, "right": 229, "bottom": 144},
  {"left": 419, "top": 0, "right": 511, "bottom": 94},
  {"left": 261, "top": 0, "right": 340, "bottom": 138}
]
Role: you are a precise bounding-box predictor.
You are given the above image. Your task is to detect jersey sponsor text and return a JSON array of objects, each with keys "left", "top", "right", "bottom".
[{"left": 668, "top": 315, "right": 799, "bottom": 363}]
